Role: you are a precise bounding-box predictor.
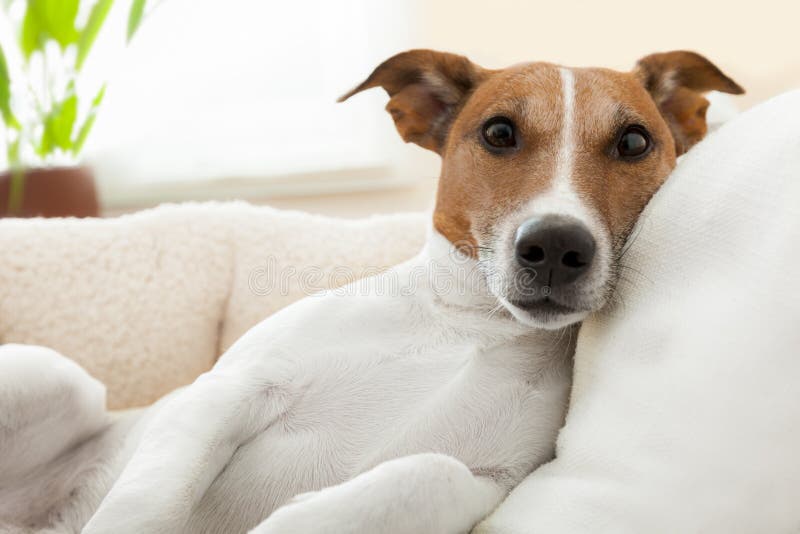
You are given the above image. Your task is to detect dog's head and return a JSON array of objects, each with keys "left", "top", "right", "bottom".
[{"left": 341, "top": 50, "right": 742, "bottom": 329}]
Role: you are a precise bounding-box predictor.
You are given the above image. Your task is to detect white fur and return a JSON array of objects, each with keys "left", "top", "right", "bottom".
[
  {"left": 555, "top": 67, "right": 577, "bottom": 194},
  {"left": 0, "top": 231, "right": 572, "bottom": 533}
]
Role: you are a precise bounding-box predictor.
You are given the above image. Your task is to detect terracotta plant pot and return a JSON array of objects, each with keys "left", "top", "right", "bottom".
[{"left": 0, "top": 166, "right": 100, "bottom": 218}]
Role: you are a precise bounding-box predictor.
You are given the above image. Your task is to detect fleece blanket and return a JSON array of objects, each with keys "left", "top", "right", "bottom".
[
  {"left": 0, "top": 206, "right": 426, "bottom": 408},
  {"left": 480, "top": 91, "right": 800, "bottom": 533}
]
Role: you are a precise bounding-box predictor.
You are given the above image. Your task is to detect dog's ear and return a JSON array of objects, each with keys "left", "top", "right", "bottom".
[
  {"left": 338, "top": 49, "right": 489, "bottom": 154},
  {"left": 634, "top": 51, "right": 744, "bottom": 154}
]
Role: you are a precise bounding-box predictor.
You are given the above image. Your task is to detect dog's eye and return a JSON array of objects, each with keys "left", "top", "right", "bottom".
[
  {"left": 616, "top": 126, "right": 651, "bottom": 160},
  {"left": 481, "top": 117, "right": 516, "bottom": 150}
]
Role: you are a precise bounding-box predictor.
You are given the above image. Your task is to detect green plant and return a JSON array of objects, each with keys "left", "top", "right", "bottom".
[{"left": 0, "top": 0, "right": 149, "bottom": 212}]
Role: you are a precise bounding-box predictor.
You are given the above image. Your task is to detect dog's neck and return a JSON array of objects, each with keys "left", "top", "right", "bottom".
[{"left": 421, "top": 227, "right": 574, "bottom": 375}]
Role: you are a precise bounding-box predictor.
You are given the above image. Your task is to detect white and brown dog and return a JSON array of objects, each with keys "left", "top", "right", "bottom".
[{"left": 0, "top": 50, "right": 741, "bottom": 534}]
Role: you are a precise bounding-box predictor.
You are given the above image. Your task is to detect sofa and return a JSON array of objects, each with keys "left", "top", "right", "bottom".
[{"left": 0, "top": 205, "right": 426, "bottom": 409}]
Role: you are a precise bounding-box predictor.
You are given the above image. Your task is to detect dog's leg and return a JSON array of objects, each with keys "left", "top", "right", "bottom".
[
  {"left": 250, "top": 453, "right": 505, "bottom": 534},
  {"left": 0, "top": 344, "right": 118, "bottom": 531},
  {"left": 0, "top": 344, "right": 109, "bottom": 483},
  {"left": 83, "top": 356, "right": 298, "bottom": 534}
]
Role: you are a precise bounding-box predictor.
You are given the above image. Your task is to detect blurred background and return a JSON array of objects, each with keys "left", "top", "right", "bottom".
[{"left": 1, "top": 0, "right": 798, "bottom": 218}]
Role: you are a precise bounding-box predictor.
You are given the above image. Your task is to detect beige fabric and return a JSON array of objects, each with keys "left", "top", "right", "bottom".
[{"left": 0, "top": 203, "right": 426, "bottom": 408}]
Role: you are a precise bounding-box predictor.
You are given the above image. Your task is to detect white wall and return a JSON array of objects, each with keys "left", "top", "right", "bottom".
[{"left": 410, "top": 0, "right": 799, "bottom": 108}]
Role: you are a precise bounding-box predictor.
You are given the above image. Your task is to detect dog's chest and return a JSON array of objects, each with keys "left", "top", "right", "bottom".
[
  {"left": 185, "top": 276, "right": 573, "bottom": 533},
  {"left": 188, "top": 333, "right": 569, "bottom": 534}
]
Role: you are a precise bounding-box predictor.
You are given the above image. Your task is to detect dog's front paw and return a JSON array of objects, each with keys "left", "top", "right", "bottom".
[
  {"left": 285, "top": 489, "right": 319, "bottom": 505},
  {"left": 251, "top": 454, "right": 500, "bottom": 534},
  {"left": 0, "top": 344, "right": 109, "bottom": 480},
  {"left": 248, "top": 491, "right": 341, "bottom": 534}
]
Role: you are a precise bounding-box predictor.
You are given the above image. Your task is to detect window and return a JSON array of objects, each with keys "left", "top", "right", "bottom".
[{"left": 79, "top": 0, "right": 426, "bottom": 205}]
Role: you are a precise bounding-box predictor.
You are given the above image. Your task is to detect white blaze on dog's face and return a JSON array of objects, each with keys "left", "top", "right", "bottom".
[{"left": 341, "top": 50, "right": 743, "bottom": 329}]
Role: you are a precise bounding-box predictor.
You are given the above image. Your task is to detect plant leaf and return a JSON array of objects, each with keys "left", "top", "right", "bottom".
[
  {"left": 6, "top": 166, "right": 25, "bottom": 215},
  {"left": 0, "top": 43, "right": 20, "bottom": 129},
  {"left": 127, "top": 0, "right": 146, "bottom": 42},
  {"left": 4, "top": 137, "right": 22, "bottom": 214},
  {"left": 20, "top": 7, "right": 42, "bottom": 57},
  {"left": 71, "top": 84, "right": 106, "bottom": 155},
  {"left": 75, "top": 0, "right": 115, "bottom": 71},
  {"left": 38, "top": 89, "right": 78, "bottom": 156},
  {"left": 20, "top": 0, "right": 81, "bottom": 58},
  {"left": 6, "top": 135, "right": 20, "bottom": 168}
]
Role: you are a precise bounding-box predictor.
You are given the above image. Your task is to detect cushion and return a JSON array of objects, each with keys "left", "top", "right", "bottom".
[{"left": 480, "top": 91, "right": 800, "bottom": 533}]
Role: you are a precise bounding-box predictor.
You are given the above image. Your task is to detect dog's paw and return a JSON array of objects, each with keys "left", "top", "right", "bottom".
[
  {"left": 286, "top": 489, "right": 319, "bottom": 504},
  {"left": 0, "top": 344, "right": 109, "bottom": 480},
  {"left": 248, "top": 493, "right": 340, "bottom": 534},
  {"left": 249, "top": 454, "right": 501, "bottom": 534}
]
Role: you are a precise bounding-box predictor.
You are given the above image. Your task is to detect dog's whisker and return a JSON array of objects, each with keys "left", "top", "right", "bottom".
[
  {"left": 616, "top": 216, "right": 648, "bottom": 262},
  {"left": 486, "top": 300, "right": 505, "bottom": 320},
  {"left": 616, "top": 263, "right": 654, "bottom": 286}
]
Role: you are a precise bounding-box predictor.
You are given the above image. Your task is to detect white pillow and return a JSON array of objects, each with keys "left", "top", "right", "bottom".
[{"left": 479, "top": 90, "right": 800, "bottom": 534}]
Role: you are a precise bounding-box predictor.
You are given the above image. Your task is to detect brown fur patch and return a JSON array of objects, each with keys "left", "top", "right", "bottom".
[
  {"left": 433, "top": 63, "right": 680, "bottom": 256},
  {"left": 571, "top": 68, "right": 677, "bottom": 245},
  {"left": 434, "top": 64, "right": 563, "bottom": 250}
]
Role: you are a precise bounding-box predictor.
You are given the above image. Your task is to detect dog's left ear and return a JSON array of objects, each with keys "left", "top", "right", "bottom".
[
  {"left": 635, "top": 51, "right": 744, "bottom": 154},
  {"left": 338, "top": 49, "right": 489, "bottom": 154}
]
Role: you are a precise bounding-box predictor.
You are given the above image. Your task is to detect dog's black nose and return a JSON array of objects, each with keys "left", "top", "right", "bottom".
[{"left": 514, "top": 215, "right": 596, "bottom": 286}]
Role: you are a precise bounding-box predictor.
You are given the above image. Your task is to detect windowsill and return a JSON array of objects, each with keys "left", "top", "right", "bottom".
[{"left": 99, "top": 165, "right": 425, "bottom": 211}]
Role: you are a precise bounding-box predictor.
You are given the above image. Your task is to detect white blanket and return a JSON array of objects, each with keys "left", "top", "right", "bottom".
[{"left": 480, "top": 91, "right": 800, "bottom": 533}]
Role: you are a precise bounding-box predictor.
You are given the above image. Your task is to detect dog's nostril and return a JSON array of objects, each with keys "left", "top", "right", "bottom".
[
  {"left": 561, "top": 250, "right": 587, "bottom": 269},
  {"left": 520, "top": 245, "right": 545, "bottom": 264}
]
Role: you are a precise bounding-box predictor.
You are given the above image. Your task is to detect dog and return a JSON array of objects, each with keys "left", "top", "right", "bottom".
[{"left": 0, "top": 49, "right": 742, "bottom": 534}]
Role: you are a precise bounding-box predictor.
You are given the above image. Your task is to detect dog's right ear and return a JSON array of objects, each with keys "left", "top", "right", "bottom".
[
  {"left": 634, "top": 51, "right": 744, "bottom": 154},
  {"left": 338, "top": 50, "right": 488, "bottom": 154}
]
